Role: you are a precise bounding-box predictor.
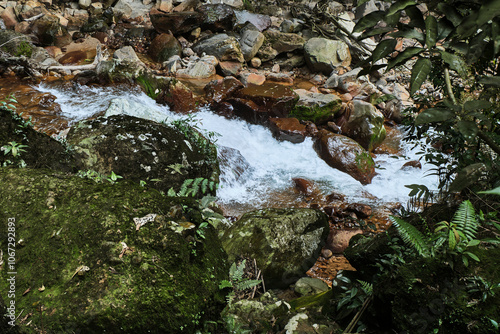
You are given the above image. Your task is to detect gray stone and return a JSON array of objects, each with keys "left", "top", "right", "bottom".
[
  {"left": 114, "top": 0, "right": 154, "bottom": 19},
  {"left": 104, "top": 98, "right": 168, "bottom": 123},
  {"left": 234, "top": 10, "right": 271, "bottom": 31},
  {"left": 78, "top": 0, "right": 91, "bottom": 10},
  {"left": 304, "top": 38, "right": 351, "bottom": 74},
  {"left": 264, "top": 29, "right": 305, "bottom": 54},
  {"left": 294, "top": 277, "right": 330, "bottom": 296},
  {"left": 355, "top": 0, "right": 379, "bottom": 20},
  {"left": 192, "top": 33, "right": 244, "bottom": 62},
  {"left": 240, "top": 25, "right": 265, "bottom": 61},
  {"left": 113, "top": 45, "right": 141, "bottom": 62},
  {"left": 221, "top": 208, "right": 329, "bottom": 289},
  {"left": 176, "top": 56, "right": 217, "bottom": 78}
]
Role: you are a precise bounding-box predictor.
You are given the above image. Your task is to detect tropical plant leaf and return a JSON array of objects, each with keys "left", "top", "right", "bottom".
[
  {"left": 437, "top": 3, "right": 463, "bottom": 27},
  {"left": 456, "top": 120, "right": 479, "bottom": 138},
  {"left": 479, "top": 76, "right": 500, "bottom": 87},
  {"left": 372, "top": 39, "right": 397, "bottom": 63},
  {"left": 437, "top": 17, "right": 455, "bottom": 41},
  {"left": 415, "top": 108, "right": 454, "bottom": 125},
  {"left": 478, "top": 186, "right": 500, "bottom": 196},
  {"left": 387, "top": 0, "right": 417, "bottom": 17},
  {"left": 439, "top": 51, "right": 467, "bottom": 78},
  {"left": 389, "top": 30, "right": 425, "bottom": 44},
  {"left": 476, "top": 0, "right": 500, "bottom": 27},
  {"left": 387, "top": 47, "right": 423, "bottom": 70},
  {"left": 449, "top": 163, "right": 488, "bottom": 192},
  {"left": 353, "top": 11, "right": 386, "bottom": 33},
  {"left": 389, "top": 216, "right": 430, "bottom": 257},
  {"left": 405, "top": 5, "right": 425, "bottom": 30},
  {"left": 358, "top": 27, "right": 393, "bottom": 41},
  {"left": 463, "top": 100, "right": 492, "bottom": 111},
  {"left": 425, "top": 15, "right": 438, "bottom": 48},
  {"left": 410, "top": 57, "right": 432, "bottom": 95}
]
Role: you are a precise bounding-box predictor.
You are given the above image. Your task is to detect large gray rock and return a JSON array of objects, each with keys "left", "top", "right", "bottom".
[
  {"left": 263, "top": 29, "right": 305, "bottom": 54},
  {"left": 221, "top": 208, "right": 329, "bottom": 288},
  {"left": 96, "top": 59, "right": 146, "bottom": 83},
  {"left": 113, "top": 0, "right": 153, "bottom": 19},
  {"left": 338, "top": 100, "right": 386, "bottom": 152},
  {"left": 113, "top": 45, "right": 141, "bottom": 62},
  {"left": 104, "top": 98, "right": 168, "bottom": 123},
  {"left": 176, "top": 56, "right": 217, "bottom": 78},
  {"left": 291, "top": 89, "right": 342, "bottom": 124},
  {"left": 192, "top": 33, "right": 244, "bottom": 62},
  {"left": 234, "top": 10, "right": 271, "bottom": 31},
  {"left": 67, "top": 115, "right": 219, "bottom": 195},
  {"left": 240, "top": 25, "right": 265, "bottom": 61},
  {"left": 304, "top": 38, "right": 351, "bottom": 74}
]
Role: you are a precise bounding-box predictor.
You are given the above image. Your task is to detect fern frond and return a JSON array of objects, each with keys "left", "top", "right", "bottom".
[
  {"left": 452, "top": 200, "right": 478, "bottom": 243},
  {"left": 357, "top": 280, "right": 373, "bottom": 295},
  {"left": 229, "top": 260, "right": 246, "bottom": 282},
  {"left": 390, "top": 216, "right": 430, "bottom": 257},
  {"left": 235, "top": 279, "right": 261, "bottom": 291},
  {"left": 219, "top": 280, "right": 233, "bottom": 290}
]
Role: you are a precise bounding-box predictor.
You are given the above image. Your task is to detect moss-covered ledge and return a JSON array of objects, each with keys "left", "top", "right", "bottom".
[{"left": 0, "top": 168, "right": 228, "bottom": 333}]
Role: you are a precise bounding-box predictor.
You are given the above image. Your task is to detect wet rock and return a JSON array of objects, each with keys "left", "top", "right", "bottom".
[
  {"left": 267, "top": 72, "right": 294, "bottom": 84},
  {"left": 240, "top": 72, "right": 266, "bottom": 86},
  {"left": 292, "top": 177, "right": 318, "bottom": 196},
  {"left": 294, "top": 277, "right": 329, "bottom": 296},
  {"left": 150, "top": 9, "right": 203, "bottom": 34},
  {"left": 269, "top": 118, "right": 306, "bottom": 143},
  {"left": 314, "top": 130, "right": 376, "bottom": 185},
  {"left": 234, "top": 10, "right": 271, "bottom": 31},
  {"left": 347, "top": 203, "right": 373, "bottom": 218},
  {"left": 192, "top": 33, "right": 244, "bottom": 62},
  {"left": 226, "top": 97, "right": 265, "bottom": 123},
  {"left": 0, "top": 168, "right": 227, "bottom": 333},
  {"left": 337, "top": 100, "right": 386, "bottom": 152},
  {"left": 327, "top": 229, "right": 363, "bottom": 254},
  {"left": 198, "top": 4, "right": 235, "bottom": 32},
  {"left": 256, "top": 44, "right": 279, "bottom": 62},
  {"left": 96, "top": 58, "right": 146, "bottom": 83},
  {"left": 218, "top": 60, "right": 243, "bottom": 76},
  {"left": 401, "top": 160, "right": 422, "bottom": 169},
  {"left": 67, "top": 115, "right": 219, "bottom": 194},
  {"left": 221, "top": 208, "right": 329, "bottom": 288},
  {"left": 58, "top": 50, "right": 91, "bottom": 65},
  {"left": 148, "top": 33, "right": 182, "bottom": 63},
  {"left": 156, "top": 78, "right": 197, "bottom": 113},
  {"left": 263, "top": 29, "right": 305, "bottom": 54},
  {"left": 204, "top": 76, "right": 244, "bottom": 105},
  {"left": 235, "top": 82, "right": 299, "bottom": 119},
  {"left": 30, "top": 14, "right": 72, "bottom": 47},
  {"left": 304, "top": 38, "right": 351, "bottom": 74},
  {"left": 291, "top": 89, "right": 342, "bottom": 124},
  {"left": 218, "top": 145, "right": 252, "bottom": 185},
  {"left": 240, "top": 23, "right": 265, "bottom": 61}
]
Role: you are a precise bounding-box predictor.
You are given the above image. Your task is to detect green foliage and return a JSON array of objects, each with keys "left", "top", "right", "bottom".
[
  {"left": 136, "top": 75, "right": 161, "bottom": 99},
  {"left": 169, "top": 177, "right": 218, "bottom": 198},
  {"left": 1, "top": 141, "right": 28, "bottom": 168},
  {"left": 219, "top": 260, "right": 261, "bottom": 307},
  {"left": 14, "top": 41, "right": 33, "bottom": 57},
  {"left": 77, "top": 170, "right": 123, "bottom": 184},
  {"left": 354, "top": 0, "right": 500, "bottom": 195},
  {"left": 390, "top": 200, "right": 482, "bottom": 267}
]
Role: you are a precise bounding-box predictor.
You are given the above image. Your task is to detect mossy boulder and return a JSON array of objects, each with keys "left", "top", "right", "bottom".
[
  {"left": 96, "top": 59, "right": 147, "bottom": 83},
  {"left": 0, "top": 30, "right": 33, "bottom": 57},
  {"left": 291, "top": 89, "right": 342, "bottom": 124},
  {"left": 67, "top": 115, "right": 219, "bottom": 195},
  {"left": 0, "top": 105, "right": 75, "bottom": 171},
  {"left": 221, "top": 208, "right": 329, "bottom": 289},
  {"left": 338, "top": 100, "right": 386, "bottom": 152},
  {"left": 0, "top": 168, "right": 228, "bottom": 333}
]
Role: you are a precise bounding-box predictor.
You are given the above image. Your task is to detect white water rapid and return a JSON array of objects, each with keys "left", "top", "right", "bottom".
[{"left": 35, "top": 82, "right": 439, "bottom": 210}]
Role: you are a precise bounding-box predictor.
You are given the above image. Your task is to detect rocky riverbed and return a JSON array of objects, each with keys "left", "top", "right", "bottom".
[{"left": 2, "top": 0, "right": 485, "bottom": 333}]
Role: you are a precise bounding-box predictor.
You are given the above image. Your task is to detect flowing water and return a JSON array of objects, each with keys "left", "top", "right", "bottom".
[{"left": 2, "top": 79, "right": 439, "bottom": 214}]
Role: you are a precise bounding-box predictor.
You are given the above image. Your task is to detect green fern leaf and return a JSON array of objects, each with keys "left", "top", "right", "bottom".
[
  {"left": 219, "top": 280, "right": 233, "bottom": 290},
  {"left": 452, "top": 200, "right": 478, "bottom": 243},
  {"left": 390, "top": 216, "right": 430, "bottom": 257},
  {"left": 235, "top": 279, "right": 261, "bottom": 291},
  {"left": 201, "top": 178, "right": 209, "bottom": 194},
  {"left": 357, "top": 280, "right": 373, "bottom": 294}
]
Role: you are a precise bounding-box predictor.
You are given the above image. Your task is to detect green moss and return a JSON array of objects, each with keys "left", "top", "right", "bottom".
[
  {"left": 354, "top": 151, "right": 375, "bottom": 174},
  {"left": 0, "top": 168, "right": 228, "bottom": 333},
  {"left": 290, "top": 100, "right": 341, "bottom": 124}
]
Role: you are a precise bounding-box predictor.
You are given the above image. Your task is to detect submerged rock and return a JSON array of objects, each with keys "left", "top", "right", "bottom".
[
  {"left": 221, "top": 208, "right": 329, "bottom": 288},
  {"left": 0, "top": 168, "right": 228, "bottom": 333}
]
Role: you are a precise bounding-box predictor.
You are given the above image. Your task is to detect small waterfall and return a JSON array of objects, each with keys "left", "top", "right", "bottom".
[{"left": 35, "top": 81, "right": 439, "bottom": 210}]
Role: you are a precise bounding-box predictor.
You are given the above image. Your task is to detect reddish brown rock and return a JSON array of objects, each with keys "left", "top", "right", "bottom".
[
  {"left": 91, "top": 32, "right": 109, "bottom": 44},
  {"left": 30, "top": 15, "right": 72, "bottom": 47},
  {"left": 150, "top": 9, "right": 203, "bottom": 35},
  {"left": 267, "top": 72, "right": 293, "bottom": 84},
  {"left": 58, "top": 50, "right": 91, "bottom": 65},
  {"left": 225, "top": 98, "right": 266, "bottom": 124},
  {"left": 215, "top": 102, "right": 234, "bottom": 117},
  {"left": 219, "top": 61, "right": 243, "bottom": 76},
  {"left": 314, "top": 130, "right": 376, "bottom": 185},
  {"left": 327, "top": 229, "right": 363, "bottom": 253},
  {"left": 292, "top": 178, "right": 318, "bottom": 196},
  {"left": 204, "top": 76, "right": 244, "bottom": 105},
  {"left": 402, "top": 160, "right": 422, "bottom": 169},
  {"left": 45, "top": 46, "right": 62, "bottom": 58},
  {"left": 269, "top": 117, "right": 306, "bottom": 143},
  {"left": 1, "top": 7, "right": 18, "bottom": 30},
  {"left": 235, "top": 82, "right": 299, "bottom": 119},
  {"left": 148, "top": 33, "right": 182, "bottom": 63},
  {"left": 346, "top": 203, "right": 373, "bottom": 218},
  {"left": 241, "top": 73, "right": 266, "bottom": 86},
  {"left": 156, "top": 79, "right": 197, "bottom": 114}
]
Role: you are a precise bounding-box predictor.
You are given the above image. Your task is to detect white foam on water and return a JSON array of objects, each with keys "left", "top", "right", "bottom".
[{"left": 34, "top": 81, "right": 439, "bottom": 208}]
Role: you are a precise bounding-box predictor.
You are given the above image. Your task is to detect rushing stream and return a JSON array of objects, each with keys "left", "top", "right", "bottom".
[{"left": 25, "top": 81, "right": 439, "bottom": 213}]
